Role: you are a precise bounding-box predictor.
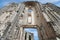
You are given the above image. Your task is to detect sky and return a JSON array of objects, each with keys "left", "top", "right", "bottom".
[
  {"left": 24, "top": 28, "right": 39, "bottom": 40},
  {"left": 0, "top": 0, "right": 60, "bottom": 8},
  {"left": 0, "top": 0, "right": 60, "bottom": 40}
]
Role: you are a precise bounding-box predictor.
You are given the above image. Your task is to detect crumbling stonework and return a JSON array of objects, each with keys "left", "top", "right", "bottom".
[{"left": 0, "top": 1, "right": 60, "bottom": 40}]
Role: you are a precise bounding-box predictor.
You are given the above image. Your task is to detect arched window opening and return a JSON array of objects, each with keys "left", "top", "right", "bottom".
[
  {"left": 28, "top": 17, "right": 32, "bottom": 24},
  {"left": 28, "top": 9, "right": 33, "bottom": 13}
]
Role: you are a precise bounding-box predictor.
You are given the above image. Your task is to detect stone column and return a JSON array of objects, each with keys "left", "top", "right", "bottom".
[
  {"left": 26, "top": 32, "right": 29, "bottom": 40},
  {"left": 23, "top": 31, "right": 26, "bottom": 40},
  {"left": 37, "top": 27, "right": 43, "bottom": 40},
  {"left": 20, "top": 27, "right": 24, "bottom": 40},
  {"left": 31, "top": 33, "right": 34, "bottom": 40}
]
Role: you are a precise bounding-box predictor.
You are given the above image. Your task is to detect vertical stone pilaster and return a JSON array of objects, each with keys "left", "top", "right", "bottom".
[
  {"left": 31, "top": 34, "right": 34, "bottom": 40},
  {"left": 23, "top": 31, "right": 26, "bottom": 40},
  {"left": 20, "top": 27, "right": 24, "bottom": 40},
  {"left": 26, "top": 32, "right": 29, "bottom": 40},
  {"left": 37, "top": 27, "right": 43, "bottom": 40}
]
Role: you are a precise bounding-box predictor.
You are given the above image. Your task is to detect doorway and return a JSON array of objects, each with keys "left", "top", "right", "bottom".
[{"left": 24, "top": 28, "right": 39, "bottom": 40}]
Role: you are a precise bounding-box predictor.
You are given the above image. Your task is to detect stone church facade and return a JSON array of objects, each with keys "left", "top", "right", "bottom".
[{"left": 0, "top": 1, "right": 60, "bottom": 40}]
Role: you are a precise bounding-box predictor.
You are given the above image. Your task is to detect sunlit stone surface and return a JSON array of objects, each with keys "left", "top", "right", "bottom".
[{"left": 0, "top": 1, "right": 60, "bottom": 40}]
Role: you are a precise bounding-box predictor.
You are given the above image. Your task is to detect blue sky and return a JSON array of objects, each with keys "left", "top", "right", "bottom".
[
  {"left": 0, "top": 0, "right": 60, "bottom": 40},
  {"left": 0, "top": 0, "right": 60, "bottom": 8},
  {"left": 24, "top": 28, "right": 39, "bottom": 40}
]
